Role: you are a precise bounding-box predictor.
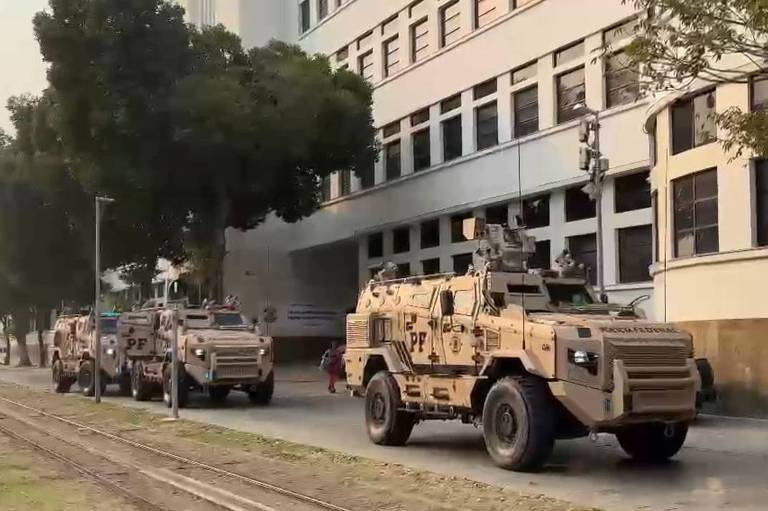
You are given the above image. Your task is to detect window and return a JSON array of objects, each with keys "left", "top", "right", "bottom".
[
  {"left": 318, "top": 0, "right": 328, "bottom": 20},
  {"left": 359, "top": 163, "right": 375, "bottom": 190},
  {"left": 554, "top": 41, "right": 584, "bottom": 67},
  {"left": 605, "top": 50, "right": 639, "bottom": 107},
  {"left": 357, "top": 31, "right": 373, "bottom": 49},
  {"left": 381, "top": 15, "right": 398, "bottom": 35},
  {"left": 320, "top": 175, "right": 331, "bottom": 202},
  {"left": 339, "top": 169, "right": 351, "bottom": 196},
  {"left": 413, "top": 129, "right": 431, "bottom": 171},
  {"left": 475, "top": 101, "right": 498, "bottom": 150},
  {"left": 756, "top": 160, "right": 768, "bottom": 246},
  {"left": 451, "top": 212, "right": 473, "bottom": 242},
  {"left": 440, "top": 0, "right": 461, "bottom": 47},
  {"left": 614, "top": 170, "right": 651, "bottom": 213},
  {"left": 421, "top": 219, "right": 440, "bottom": 248},
  {"left": 440, "top": 94, "right": 461, "bottom": 113},
  {"left": 673, "top": 168, "right": 719, "bottom": 257},
  {"left": 474, "top": 0, "right": 497, "bottom": 28},
  {"left": 410, "top": 108, "right": 430, "bottom": 126},
  {"left": 409, "top": 0, "right": 426, "bottom": 17},
  {"left": 393, "top": 227, "right": 410, "bottom": 254},
  {"left": 299, "top": 0, "right": 310, "bottom": 33},
  {"left": 453, "top": 253, "right": 473, "bottom": 274},
  {"left": 618, "top": 225, "right": 652, "bottom": 283},
  {"left": 671, "top": 91, "right": 716, "bottom": 154},
  {"left": 568, "top": 233, "right": 597, "bottom": 285},
  {"left": 411, "top": 18, "right": 430, "bottom": 62},
  {"left": 751, "top": 75, "right": 768, "bottom": 111},
  {"left": 528, "top": 240, "right": 551, "bottom": 270},
  {"left": 385, "top": 140, "right": 402, "bottom": 180},
  {"left": 522, "top": 194, "right": 550, "bottom": 228},
  {"left": 565, "top": 185, "right": 595, "bottom": 221},
  {"left": 382, "top": 121, "right": 401, "bottom": 138},
  {"left": 557, "top": 67, "right": 586, "bottom": 123},
  {"left": 383, "top": 36, "right": 400, "bottom": 77},
  {"left": 652, "top": 190, "right": 659, "bottom": 261},
  {"left": 442, "top": 115, "right": 463, "bottom": 161},
  {"left": 512, "top": 61, "right": 537, "bottom": 84},
  {"left": 358, "top": 50, "right": 374, "bottom": 81},
  {"left": 514, "top": 85, "right": 538, "bottom": 137},
  {"left": 336, "top": 46, "right": 349, "bottom": 62},
  {"left": 397, "top": 263, "right": 411, "bottom": 278},
  {"left": 422, "top": 258, "right": 440, "bottom": 275},
  {"left": 368, "top": 233, "right": 383, "bottom": 259},
  {"left": 485, "top": 204, "right": 508, "bottom": 225},
  {"left": 473, "top": 78, "right": 497, "bottom": 100},
  {"left": 604, "top": 17, "right": 638, "bottom": 47}
]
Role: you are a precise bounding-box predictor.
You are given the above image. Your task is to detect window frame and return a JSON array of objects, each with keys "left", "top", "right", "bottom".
[
  {"left": 358, "top": 50, "right": 374, "bottom": 81},
  {"left": 393, "top": 227, "right": 411, "bottom": 254},
  {"left": 442, "top": 114, "right": 463, "bottom": 162},
  {"left": 383, "top": 35, "right": 400, "bottom": 78},
  {"left": 474, "top": 0, "right": 497, "bottom": 29},
  {"left": 410, "top": 17, "right": 430, "bottom": 63},
  {"left": 420, "top": 219, "right": 441, "bottom": 249},
  {"left": 671, "top": 89, "right": 716, "bottom": 155},
  {"left": 439, "top": 0, "right": 462, "bottom": 48},
  {"left": 604, "top": 49, "right": 640, "bottom": 108},
  {"left": 672, "top": 168, "right": 719, "bottom": 258},
  {"left": 556, "top": 66, "right": 586, "bottom": 124},
  {"left": 513, "top": 84, "right": 539, "bottom": 138},
  {"left": 475, "top": 100, "right": 499, "bottom": 150},
  {"left": 617, "top": 224, "right": 652, "bottom": 283},
  {"left": 412, "top": 127, "right": 431, "bottom": 172},
  {"left": 565, "top": 185, "right": 596, "bottom": 222},
  {"left": 753, "top": 160, "right": 768, "bottom": 246},
  {"left": 384, "top": 139, "right": 402, "bottom": 181},
  {"left": 614, "top": 170, "right": 651, "bottom": 213},
  {"left": 299, "top": 0, "right": 310, "bottom": 33}
]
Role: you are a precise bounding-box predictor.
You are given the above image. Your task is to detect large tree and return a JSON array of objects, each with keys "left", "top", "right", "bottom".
[
  {"left": 32, "top": 0, "right": 377, "bottom": 297},
  {"left": 626, "top": 0, "right": 768, "bottom": 157}
]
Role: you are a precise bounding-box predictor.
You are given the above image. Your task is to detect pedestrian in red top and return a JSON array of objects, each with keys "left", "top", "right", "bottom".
[{"left": 322, "top": 342, "right": 342, "bottom": 394}]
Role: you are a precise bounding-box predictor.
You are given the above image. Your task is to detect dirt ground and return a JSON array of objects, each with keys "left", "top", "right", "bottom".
[
  {"left": 0, "top": 381, "right": 598, "bottom": 511},
  {"left": 0, "top": 434, "right": 139, "bottom": 511}
]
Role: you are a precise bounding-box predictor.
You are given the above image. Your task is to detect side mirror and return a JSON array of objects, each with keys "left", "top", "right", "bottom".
[{"left": 440, "top": 290, "right": 454, "bottom": 316}]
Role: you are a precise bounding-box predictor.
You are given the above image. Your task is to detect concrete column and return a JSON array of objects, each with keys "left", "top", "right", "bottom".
[
  {"left": 584, "top": 32, "right": 605, "bottom": 112},
  {"left": 460, "top": 89, "right": 475, "bottom": 155},
  {"left": 549, "top": 189, "right": 567, "bottom": 257},
  {"left": 537, "top": 53, "right": 555, "bottom": 131},
  {"left": 429, "top": 104, "right": 443, "bottom": 166},
  {"left": 497, "top": 72, "right": 513, "bottom": 144}
]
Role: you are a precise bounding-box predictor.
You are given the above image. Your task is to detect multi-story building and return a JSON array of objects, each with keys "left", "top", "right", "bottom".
[{"left": 179, "top": 0, "right": 656, "bottom": 342}]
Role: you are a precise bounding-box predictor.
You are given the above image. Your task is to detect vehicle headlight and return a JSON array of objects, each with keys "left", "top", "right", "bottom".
[
  {"left": 259, "top": 347, "right": 268, "bottom": 356},
  {"left": 106, "top": 348, "right": 116, "bottom": 356},
  {"left": 193, "top": 348, "right": 206, "bottom": 360},
  {"left": 568, "top": 349, "right": 599, "bottom": 375}
]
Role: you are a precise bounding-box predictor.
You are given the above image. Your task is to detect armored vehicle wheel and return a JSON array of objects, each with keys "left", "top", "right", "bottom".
[
  {"left": 209, "top": 386, "right": 231, "bottom": 404},
  {"left": 482, "top": 375, "right": 555, "bottom": 472},
  {"left": 365, "top": 371, "right": 415, "bottom": 446},
  {"left": 78, "top": 360, "right": 96, "bottom": 397},
  {"left": 248, "top": 371, "right": 274, "bottom": 405},
  {"left": 131, "top": 363, "right": 153, "bottom": 401},
  {"left": 52, "top": 359, "right": 72, "bottom": 393},
  {"left": 162, "top": 364, "right": 188, "bottom": 409},
  {"left": 616, "top": 422, "right": 688, "bottom": 462}
]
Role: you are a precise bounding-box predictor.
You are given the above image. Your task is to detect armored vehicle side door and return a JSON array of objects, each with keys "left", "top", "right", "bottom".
[
  {"left": 118, "top": 311, "right": 158, "bottom": 358},
  {"left": 439, "top": 279, "right": 479, "bottom": 368},
  {"left": 404, "top": 286, "right": 438, "bottom": 368}
]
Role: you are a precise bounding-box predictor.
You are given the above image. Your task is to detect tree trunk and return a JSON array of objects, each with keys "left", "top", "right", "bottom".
[
  {"left": 36, "top": 308, "right": 48, "bottom": 368},
  {"left": 1, "top": 318, "right": 9, "bottom": 366},
  {"left": 212, "top": 193, "right": 231, "bottom": 303},
  {"left": 11, "top": 308, "right": 32, "bottom": 367}
]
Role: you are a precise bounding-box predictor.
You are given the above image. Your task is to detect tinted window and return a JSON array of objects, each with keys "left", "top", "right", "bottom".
[
  {"left": 100, "top": 318, "right": 117, "bottom": 334},
  {"left": 757, "top": 160, "right": 768, "bottom": 246},
  {"left": 442, "top": 115, "right": 463, "bottom": 161},
  {"left": 557, "top": 67, "right": 586, "bottom": 123},
  {"left": 565, "top": 185, "right": 595, "bottom": 221},
  {"left": 476, "top": 101, "right": 498, "bottom": 150},
  {"left": 299, "top": 0, "right": 310, "bottom": 32},
  {"left": 440, "top": 94, "right": 461, "bottom": 113},
  {"left": 547, "top": 283, "right": 595, "bottom": 307},
  {"left": 485, "top": 204, "right": 508, "bottom": 225},
  {"left": 618, "top": 225, "right": 652, "bottom": 282},
  {"left": 368, "top": 232, "right": 383, "bottom": 258},
  {"left": 422, "top": 258, "right": 440, "bottom": 275},
  {"left": 413, "top": 128, "right": 431, "bottom": 171},
  {"left": 605, "top": 50, "right": 639, "bottom": 108},
  {"left": 614, "top": 170, "right": 651, "bottom": 213},
  {"left": 213, "top": 313, "right": 245, "bottom": 326},
  {"left": 339, "top": 169, "right": 351, "bottom": 196},
  {"left": 568, "top": 233, "right": 597, "bottom": 285},
  {"left": 421, "top": 219, "right": 440, "bottom": 248},
  {"left": 673, "top": 168, "right": 718, "bottom": 257},
  {"left": 451, "top": 212, "right": 472, "bottom": 243},
  {"left": 452, "top": 253, "right": 473, "bottom": 274},
  {"left": 751, "top": 76, "right": 768, "bottom": 111},
  {"left": 396, "top": 262, "right": 411, "bottom": 277},
  {"left": 528, "top": 240, "right": 551, "bottom": 270},
  {"left": 473, "top": 78, "right": 498, "bottom": 100},
  {"left": 671, "top": 91, "right": 716, "bottom": 154},
  {"left": 359, "top": 162, "right": 375, "bottom": 190},
  {"left": 514, "top": 85, "right": 538, "bottom": 137},
  {"left": 385, "top": 140, "right": 401, "bottom": 180},
  {"left": 522, "top": 194, "right": 550, "bottom": 228},
  {"left": 393, "top": 227, "right": 410, "bottom": 253}
]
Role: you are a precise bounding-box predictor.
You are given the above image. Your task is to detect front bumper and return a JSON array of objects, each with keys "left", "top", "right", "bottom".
[
  {"left": 551, "top": 359, "right": 699, "bottom": 428},
  {"left": 184, "top": 352, "right": 271, "bottom": 386}
]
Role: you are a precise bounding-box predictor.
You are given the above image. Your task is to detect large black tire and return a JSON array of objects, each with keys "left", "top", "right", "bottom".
[
  {"left": 118, "top": 373, "right": 132, "bottom": 396},
  {"left": 131, "top": 362, "right": 153, "bottom": 402},
  {"left": 78, "top": 360, "right": 96, "bottom": 397},
  {"left": 364, "top": 371, "right": 415, "bottom": 446},
  {"left": 162, "top": 364, "right": 189, "bottom": 409},
  {"left": 248, "top": 371, "right": 274, "bottom": 405},
  {"left": 52, "top": 359, "right": 72, "bottom": 394},
  {"left": 208, "top": 386, "right": 231, "bottom": 404},
  {"left": 616, "top": 422, "right": 688, "bottom": 462},
  {"left": 481, "top": 375, "right": 556, "bottom": 472}
]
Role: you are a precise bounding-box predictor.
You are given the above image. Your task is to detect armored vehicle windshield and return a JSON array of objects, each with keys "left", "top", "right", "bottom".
[{"left": 100, "top": 317, "right": 118, "bottom": 334}]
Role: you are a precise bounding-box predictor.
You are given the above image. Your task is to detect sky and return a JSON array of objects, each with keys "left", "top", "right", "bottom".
[{"left": 0, "top": 0, "right": 50, "bottom": 135}]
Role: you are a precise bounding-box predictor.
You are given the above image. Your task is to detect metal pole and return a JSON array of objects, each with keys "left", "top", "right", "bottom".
[
  {"left": 593, "top": 111, "right": 606, "bottom": 302},
  {"left": 171, "top": 307, "right": 179, "bottom": 419},
  {"left": 94, "top": 197, "right": 102, "bottom": 403}
]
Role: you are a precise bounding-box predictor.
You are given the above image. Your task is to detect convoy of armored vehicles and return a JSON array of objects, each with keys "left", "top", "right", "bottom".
[
  {"left": 344, "top": 219, "right": 700, "bottom": 471},
  {"left": 50, "top": 299, "right": 274, "bottom": 408},
  {"left": 46, "top": 218, "right": 709, "bottom": 472}
]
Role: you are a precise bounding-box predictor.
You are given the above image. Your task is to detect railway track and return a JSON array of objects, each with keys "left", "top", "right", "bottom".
[{"left": 0, "top": 395, "right": 354, "bottom": 511}]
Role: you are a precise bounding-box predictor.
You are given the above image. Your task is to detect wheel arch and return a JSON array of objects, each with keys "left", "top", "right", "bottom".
[
  {"left": 471, "top": 356, "right": 551, "bottom": 414},
  {"left": 363, "top": 354, "right": 388, "bottom": 388}
]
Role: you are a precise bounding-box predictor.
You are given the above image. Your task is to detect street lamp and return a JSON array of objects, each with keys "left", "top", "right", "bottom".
[
  {"left": 94, "top": 195, "right": 114, "bottom": 404},
  {"left": 575, "top": 104, "right": 609, "bottom": 303}
]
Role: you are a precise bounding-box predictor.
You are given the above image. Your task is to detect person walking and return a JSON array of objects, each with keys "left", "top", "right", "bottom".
[{"left": 321, "top": 341, "right": 342, "bottom": 394}]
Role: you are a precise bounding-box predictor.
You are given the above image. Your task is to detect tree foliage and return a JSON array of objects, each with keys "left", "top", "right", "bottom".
[{"left": 626, "top": 0, "right": 768, "bottom": 157}]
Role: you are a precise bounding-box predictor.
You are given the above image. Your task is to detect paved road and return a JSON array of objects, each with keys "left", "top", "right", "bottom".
[{"left": 1, "top": 366, "right": 766, "bottom": 511}]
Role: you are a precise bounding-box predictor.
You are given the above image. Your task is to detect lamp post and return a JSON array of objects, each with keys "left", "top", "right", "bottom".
[
  {"left": 94, "top": 196, "right": 114, "bottom": 403},
  {"left": 576, "top": 105, "right": 608, "bottom": 302}
]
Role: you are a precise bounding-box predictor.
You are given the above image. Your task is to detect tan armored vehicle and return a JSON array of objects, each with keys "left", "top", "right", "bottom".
[
  {"left": 345, "top": 219, "right": 699, "bottom": 471},
  {"left": 50, "top": 312, "right": 127, "bottom": 396},
  {"left": 130, "top": 302, "right": 274, "bottom": 407}
]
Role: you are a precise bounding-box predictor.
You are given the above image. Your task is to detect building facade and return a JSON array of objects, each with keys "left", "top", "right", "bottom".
[
  {"left": 646, "top": 75, "right": 768, "bottom": 416},
  {"left": 181, "top": 0, "right": 656, "bottom": 341}
]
